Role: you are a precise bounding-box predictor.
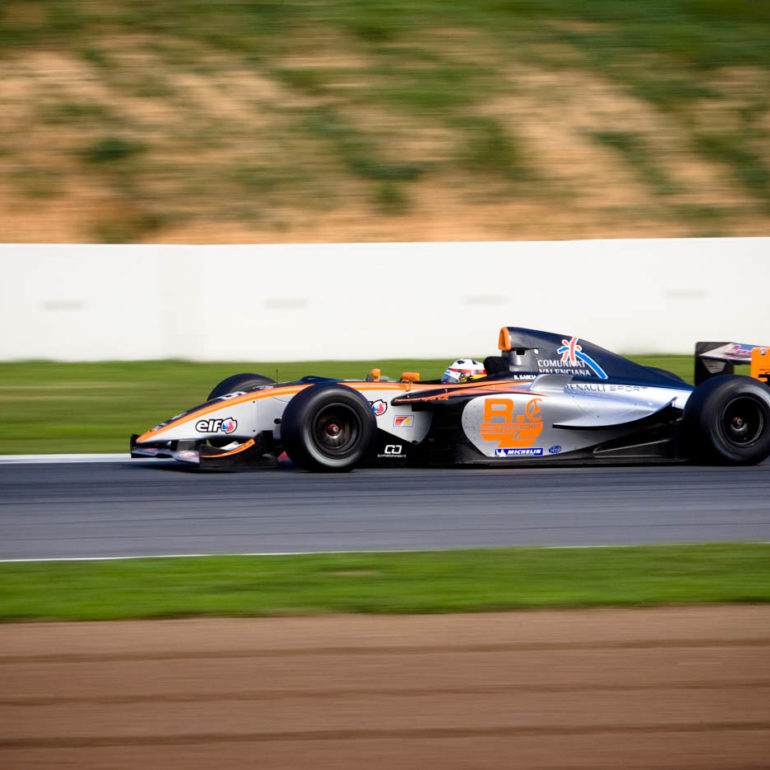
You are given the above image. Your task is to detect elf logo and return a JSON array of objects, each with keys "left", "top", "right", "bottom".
[{"left": 196, "top": 417, "right": 238, "bottom": 434}]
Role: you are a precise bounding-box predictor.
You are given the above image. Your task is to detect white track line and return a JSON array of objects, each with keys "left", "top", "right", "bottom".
[
  {"left": 0, "top": 453, "right": 128, "bottom": 464},
  {"left": 0, "top": 551, "right": 401, "bottom": 563},
  {"left": 0, "top": 543, "right": 736, "bottom": 564},
  {"left": 0, "top": 552, "right": 341, "bottom": 563}
]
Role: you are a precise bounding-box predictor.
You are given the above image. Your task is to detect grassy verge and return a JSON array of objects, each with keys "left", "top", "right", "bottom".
[
  {"left": 0, "top": 355, "right": 696, "bottom": 454},
  {"left": 1, "top": 544, "right": 768, "bottom": 622}
]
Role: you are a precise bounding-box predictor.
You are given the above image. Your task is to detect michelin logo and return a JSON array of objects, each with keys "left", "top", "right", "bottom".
[{"left": 495, "top": 448, "right": 544, "bottom": 457}]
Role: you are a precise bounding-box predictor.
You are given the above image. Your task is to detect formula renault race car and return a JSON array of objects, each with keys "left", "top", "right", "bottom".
[{"left": 131, "top": 327, "right": 770, "bottom": 472}]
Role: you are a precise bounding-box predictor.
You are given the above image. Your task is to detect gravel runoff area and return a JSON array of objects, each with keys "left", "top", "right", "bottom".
[{"left": 1, "top": 606, "right": 769, "bottom": 769}]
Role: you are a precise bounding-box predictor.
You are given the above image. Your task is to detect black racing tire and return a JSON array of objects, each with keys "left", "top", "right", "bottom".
[
  {"left": 207, "top": 373, "right": 274, "bottom": 401},
  {"left": 646, "top": 366, "right": 686, "bottom": 384},
  {"left": 281, "top": 383, "right": 376, "bottom": 472},
  {"left": 683, "top": 375, "right": 770, "bottom": 465}
]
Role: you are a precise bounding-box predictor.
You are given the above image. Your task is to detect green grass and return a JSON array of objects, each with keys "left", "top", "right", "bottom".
[
  {"left": 589, "top": 130, "right": 678, "bottom": 196},
  {"left": 1, "top": 544, "right": 768, "bottom": 622},
  {"left": 80, "top": 136, "right": 146, "bottom": 164},
  {"left": 5, "top": 1, "right": 768, "bottom": 70},
  {"left": 0, "top": 356, "right": 693, "bottom": 454},
  {"left": 304, "top": 107, "right": 426, "bottom": 182},
  {"left": 693, "top": 131, "right": 770, "bottom": 204},
  {"left": 38, "top": 99, "right": 118, "bottom": 126},
  {"left": 453, "top": 116, "right": 531, "bottom": 182}
]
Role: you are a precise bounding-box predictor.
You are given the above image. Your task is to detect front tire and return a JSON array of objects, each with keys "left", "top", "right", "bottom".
[
  {"left": 206, "top": 373, "right": 275, "bottom": 449},
  {"left": 281, "top": 383, "right": 376, "bottom": 472},
  {"left": 683, "top": 375, "right": 770, "bottom": 465},
  {"left": 207, "top": 373, "right": 274, "bottom": 401}
]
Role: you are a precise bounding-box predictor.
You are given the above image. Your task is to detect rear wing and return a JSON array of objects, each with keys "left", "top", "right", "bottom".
[{"left": 695, "top": 342, "right": 770, "bottom": 385}]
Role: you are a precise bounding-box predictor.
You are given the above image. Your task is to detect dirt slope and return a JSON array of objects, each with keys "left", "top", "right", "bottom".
[{"left": 1, "top": 3, "right": 768, "bottom": 242}]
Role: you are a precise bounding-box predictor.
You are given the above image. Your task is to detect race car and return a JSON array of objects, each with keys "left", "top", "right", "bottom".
[{"left": 130, "top": 326, "right": 770, "bottom": 471}]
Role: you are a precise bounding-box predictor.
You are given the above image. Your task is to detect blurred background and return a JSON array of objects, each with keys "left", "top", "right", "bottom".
[{"left": 1, "top": 0, "right": 768, "bottom": 245}]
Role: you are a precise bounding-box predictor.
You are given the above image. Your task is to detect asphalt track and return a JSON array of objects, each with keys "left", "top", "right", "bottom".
[{"left": 1, "top": 457, "right": 769, "bottom": 560}]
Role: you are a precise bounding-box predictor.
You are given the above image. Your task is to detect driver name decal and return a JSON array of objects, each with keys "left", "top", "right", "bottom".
[
  {"left": 480, "top": 397, "right": 543, "bottom": 455},
  {"left": 195, "top": 417, "right": 238, "bottom": 434}
]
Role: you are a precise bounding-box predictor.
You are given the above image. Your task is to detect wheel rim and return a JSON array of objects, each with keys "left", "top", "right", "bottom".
[
  {"left": 720, "top": 396, "right": 765, "bottom": 446},
  {"left": 312, "top": 404, "right": 361, "bottom": 457}
]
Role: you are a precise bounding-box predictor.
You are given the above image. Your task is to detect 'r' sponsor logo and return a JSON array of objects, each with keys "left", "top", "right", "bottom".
[{"left": 480, "top": 398, "right": 543, "bottom": 449}]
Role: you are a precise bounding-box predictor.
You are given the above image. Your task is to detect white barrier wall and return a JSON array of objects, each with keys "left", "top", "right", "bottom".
[{"left": 1, "top": 239, "right": 768, "bottom": 361}]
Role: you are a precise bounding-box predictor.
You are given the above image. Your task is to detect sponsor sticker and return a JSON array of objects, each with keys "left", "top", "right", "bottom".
[
  {"left": 726, "top": 343, "right": 755, "bottom": 358},
  {"left": 217, "top": 391, "right": 247, "bottom": 400},
  {"left": 393, "top": 414, "right": 414, "bottom": 428},
  {"left": 536, "top": 336, "right": 608, "bottom": 380},
  {"left": 495, "top": 448, "right": 544, "bottom": 457},
  {"left": 567, "top": 383, "right": 645, "bottom": 393},
  {"left": 370, "top": 399, "right": 388, "bottom": 416},
  {"left": 195, "top": 417, "right": 238, "bottom": 434},
  {"left": 480, "top": 397, "right": 544, "bottom": 450},
  {"left": 548, "top": 445, "right": 562, "bottom": 455},
  {"left": 377, "top": 444, "right": 405, "bottom": 458}
]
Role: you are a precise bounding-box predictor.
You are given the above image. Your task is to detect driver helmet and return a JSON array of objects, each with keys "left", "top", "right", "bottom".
[{"left": 442, "top": 358, "right": 486, "bottom": 383}]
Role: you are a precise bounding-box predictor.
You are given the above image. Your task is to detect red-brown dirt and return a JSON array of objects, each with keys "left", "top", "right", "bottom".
[{"left": 1, "top": 606, "right": 769, "bottom": 768}]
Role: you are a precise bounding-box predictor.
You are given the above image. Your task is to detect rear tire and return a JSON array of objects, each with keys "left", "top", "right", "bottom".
[
  {"left": 281, "top": 383, "right": 376, "bottom": 472},
  {"left": 207, "top": 373, "right": 274, "bottom": 401},
  {"left": 683, "top": 375, "right": 770, "bottom": 465}
]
